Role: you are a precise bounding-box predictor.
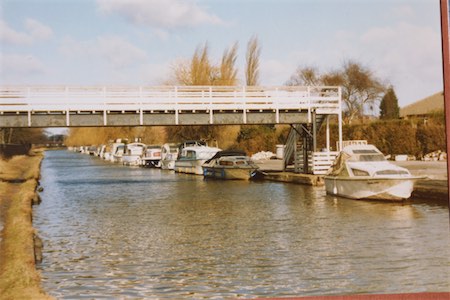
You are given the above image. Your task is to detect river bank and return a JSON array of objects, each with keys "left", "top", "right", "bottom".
[{"left": 0, "top": 153, "right": 52, "bottom": 300}]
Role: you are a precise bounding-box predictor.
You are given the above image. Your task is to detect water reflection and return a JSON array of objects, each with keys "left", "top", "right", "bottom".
[{"left": 34, "top": 150, "right": 450, "bottom": 299}]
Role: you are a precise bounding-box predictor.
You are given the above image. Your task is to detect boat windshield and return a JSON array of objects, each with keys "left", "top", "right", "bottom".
[{"left": 356, "top": 154, "right": 386, "bottom": 162}]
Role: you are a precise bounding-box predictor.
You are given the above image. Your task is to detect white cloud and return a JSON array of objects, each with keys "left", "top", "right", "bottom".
[
  {"left": 25, "top": 18, "right": 53, "bottom": 40},
  {"left": 0, "top": 20, "right": 32, "bottom": 45},
  {"left": 359, "top": 22, "right": 442, "bottom": 104},
  {"left": 0, "top": 53, "right": 46, "bottom": 76},
  {"left": 59, "top": 35, "right": 148, "bottom": 69},
  {"left": 96, "top": 0, "right": 223, "bottom": 29},
  {"left": 0, "top": 18, "right": 53, "bottom": 45}
]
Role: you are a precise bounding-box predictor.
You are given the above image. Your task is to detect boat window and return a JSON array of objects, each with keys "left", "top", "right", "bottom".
[
  {"left": 219, "top": 161, "right": 234, "bottom": 166},
  {"left": 351, "top": 168, "right": 369, "bottom": 176},
  {"left": 375, "top": 170, "right": 409, "bottom": 176},
  {"left": 353, "top": 150, "right": 379, "bottom": 154},
  {"left": 235, "top": 161, "right": 246, "bottom": 165},
  {"left": 358, "top": 154, "right": 385, "bottom": 161},
  {"left": 186, "top": 150, "right": 196, "bottom": 159}
]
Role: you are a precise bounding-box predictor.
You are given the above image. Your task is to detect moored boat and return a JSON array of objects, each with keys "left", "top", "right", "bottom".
[
  {"left": 160, "top": 143, "right": 179, "bottom": 170},
  {"left": 122, "top": 142, "right": 146, "bottom": 166},
  {"left": 107, "top": 139, "right": 125, "bottom": 162},
  {"left": 141, "top": 145, "right": 162, "bottom": 167},
  {"left": 202, "top": 150, "right": 259, "bottom": 180},
  {"left": 324, "top": 144, "right": 424, "bottom": 201},
  {"left": 175, "top": 140, "right": 221, "bottom": 175}
]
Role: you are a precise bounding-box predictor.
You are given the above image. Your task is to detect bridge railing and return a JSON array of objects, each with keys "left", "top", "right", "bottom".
[{"left": 0, "top": 85, "right": 341, "bottom": 113}]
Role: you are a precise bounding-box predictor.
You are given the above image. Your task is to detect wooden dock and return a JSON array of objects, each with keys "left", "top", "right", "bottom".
[
  {"left": 412, "top": 179, "right": 448, "bottom": 201},
  {"left": 263, "top": 172, "right": 324, "bottom": 186}
]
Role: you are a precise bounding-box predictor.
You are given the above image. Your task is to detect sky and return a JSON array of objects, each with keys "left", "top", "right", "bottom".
[{"left": 0, "top": 0, "right": 444, "bottom": 108}]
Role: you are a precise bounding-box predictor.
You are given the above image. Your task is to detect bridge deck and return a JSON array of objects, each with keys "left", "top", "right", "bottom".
[{"left": 0, "top": 85, "right": 341, "bottom": 127}]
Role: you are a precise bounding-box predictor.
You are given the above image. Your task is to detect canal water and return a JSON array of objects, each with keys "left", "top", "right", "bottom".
[{"left": 34, "top": 150, "right": 450, "bottom": 299}]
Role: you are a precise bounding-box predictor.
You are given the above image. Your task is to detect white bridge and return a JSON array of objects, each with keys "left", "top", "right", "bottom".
[
  {"left": 0, "top": 85, "right": 341, "bottom": 128},
  {"left": 1, "top": 85, "right": 343, "bottom": 174}
]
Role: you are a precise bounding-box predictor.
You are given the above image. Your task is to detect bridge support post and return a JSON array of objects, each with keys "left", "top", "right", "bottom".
[
  {"left": 326, "top": 115, "right": 330, "bottom": 151},
  {"left": 338, "top": 87, "right": 343, "bottom": 151},
  {"left": 312, "top": 110, "right": 317, "bottom": 152},
  {"left": 66, "top": 110, "right": 70, "bottom": 126},
  {"left": 209, "top": 87, "right": 213, "bottom": 124},
  {"left": 103, "top": 110, "right": 107, "bottom": 126}
]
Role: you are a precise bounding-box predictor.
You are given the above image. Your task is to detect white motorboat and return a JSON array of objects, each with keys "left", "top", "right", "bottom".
[
  {"left": 122, "top": 142, "right": 146, "bottom": 166},
  {"left": 141, "top": 145, "right": 162, "bottom": 168},
  {"left": 202, "top": 150, "right": 259, "bottom": 180},
  {"left": 175, "top": 140, "right": 221, "bottom": 175},
  {"left": 103, "top": 143, "right": 112, "bottom": 160},
  {"left": 107, "top": 139, "right": 125, "bottom": 162},
  {"left": 324, "top": 144, "right": 423, "bottom": 201},
  {"left": 160, "top": 143, "right": 179, "bottom": 170},
  {"left": 112, "top": 144, "right": 125, "bottom": 163}
]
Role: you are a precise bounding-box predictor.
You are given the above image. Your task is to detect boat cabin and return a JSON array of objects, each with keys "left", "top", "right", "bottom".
[{"left": 329, "top": 144, "right": 411, "bottom": 178}]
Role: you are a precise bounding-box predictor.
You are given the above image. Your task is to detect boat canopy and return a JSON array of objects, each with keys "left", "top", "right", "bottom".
[
  {"left": 205, "top": 150, "right": 247, "bottom": 163},
  {"left": 328, "top": 144, "right": 386, "bottom": 176}
]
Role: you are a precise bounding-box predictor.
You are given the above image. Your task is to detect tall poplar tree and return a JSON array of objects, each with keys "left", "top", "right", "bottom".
[{"left": 245, "top": 35, "right": 261, "bottom": 86}]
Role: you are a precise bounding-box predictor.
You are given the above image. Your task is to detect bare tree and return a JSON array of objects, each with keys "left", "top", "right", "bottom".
[
  {"left": 286, "top": 66, "right": 321, "bottom": 86},
  {"left": 331, "top": 61, "right": 385, "bottom": 123},
  {"left": 287, "top": 60, "right": 386, "bottom": 124},
  {"left": 245, "top": 35, "right": 261, "bottom": 86},
  {"left": 168, "top": 58, "right": 192, "bottom": 85}
]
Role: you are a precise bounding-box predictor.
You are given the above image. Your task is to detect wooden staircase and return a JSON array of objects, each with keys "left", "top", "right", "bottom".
[{"left": 283, "top": 112, "right": 337, "bottom": 174}]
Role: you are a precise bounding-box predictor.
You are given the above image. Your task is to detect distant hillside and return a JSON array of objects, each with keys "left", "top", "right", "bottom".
[{"left": 400, "top": 91, "right": 444, "bottom": 118}]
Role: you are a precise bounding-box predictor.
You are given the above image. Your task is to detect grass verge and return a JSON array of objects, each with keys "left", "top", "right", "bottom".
[{"left": 0, "top": 153, "right": 52, "bottom": 300}]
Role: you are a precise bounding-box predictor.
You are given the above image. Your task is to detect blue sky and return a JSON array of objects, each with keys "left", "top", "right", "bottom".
[{"left": 0, "top": 0, "right": 443, "bottom": 107}]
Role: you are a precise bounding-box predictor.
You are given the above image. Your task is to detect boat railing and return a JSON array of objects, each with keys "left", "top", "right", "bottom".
[{"left": 337, "top": 140, "right": 368, "bottom": 150}]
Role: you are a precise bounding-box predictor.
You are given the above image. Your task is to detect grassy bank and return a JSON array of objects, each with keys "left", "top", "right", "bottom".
[{"left": 0, "top": 153, "right": 52, "bottom": 300}]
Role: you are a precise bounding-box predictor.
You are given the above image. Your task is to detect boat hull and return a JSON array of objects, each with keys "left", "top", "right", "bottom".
[
  {"left": 203, "top": 166, "right": 257, "bottom": 180},
  {"left": 122, "top": 155, "right": 141, "bottom": 166},
  {"left": 324, "top": 176, "right": 417, "bottom": 201},
  {"left": 174, "top": 159, "right": 206, "bottom": 175},
  {"left": 161, "top": 159, "right": 176, "bottom": 170}
]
